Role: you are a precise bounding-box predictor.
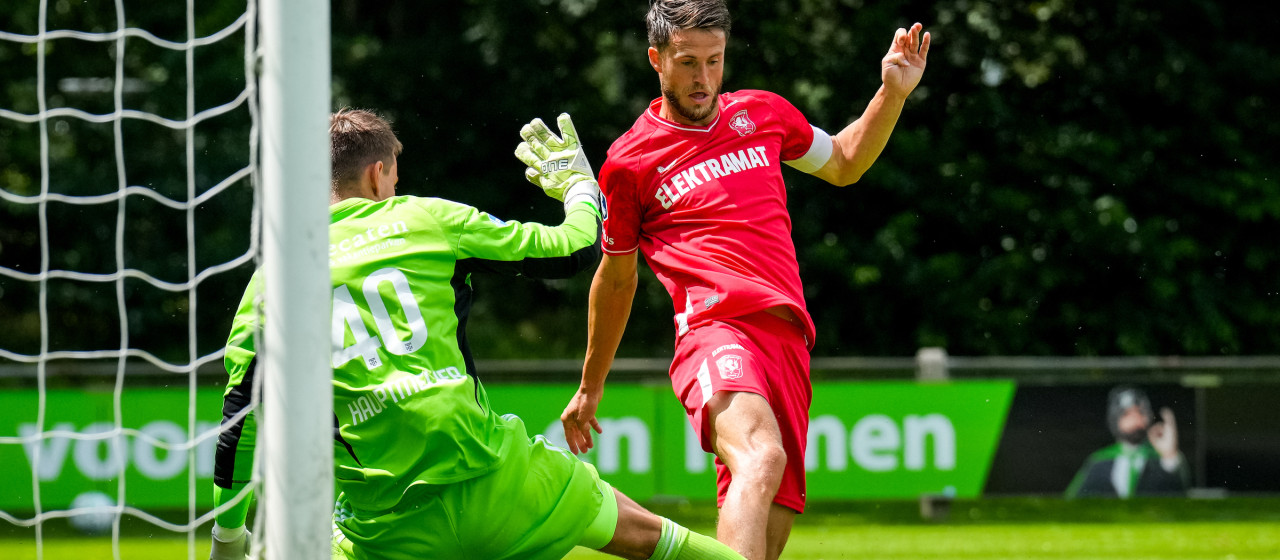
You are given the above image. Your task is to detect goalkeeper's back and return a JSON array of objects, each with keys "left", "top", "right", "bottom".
[
  {"left": 217, "top": 192, "right": 599, "bottom": 515},
  {"left": 210, "top": 108, "right": 603, "bottom": 558},
  {"left": 324, "top": 193, "right": 599, "bottom": 511}
]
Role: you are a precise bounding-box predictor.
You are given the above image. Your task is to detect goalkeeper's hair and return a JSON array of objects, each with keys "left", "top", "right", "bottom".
[
  {"left": 329, "top": 108, "right": 404, "bottom": 189},
  {"left": 646, "top": 0, "right": 731, "bottom": 51}
]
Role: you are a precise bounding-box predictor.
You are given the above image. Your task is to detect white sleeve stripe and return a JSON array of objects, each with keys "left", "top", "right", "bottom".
[
  {"left": 602, "top": 245, "right": 638, "bottom": 255},
  {"left": 783, "top": 125, "right": 833, "bottom": 174}
]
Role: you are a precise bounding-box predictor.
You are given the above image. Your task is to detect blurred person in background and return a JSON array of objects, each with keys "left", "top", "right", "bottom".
[{"left": 1066, "top": 385, "right": 1190, "bottom": 498}]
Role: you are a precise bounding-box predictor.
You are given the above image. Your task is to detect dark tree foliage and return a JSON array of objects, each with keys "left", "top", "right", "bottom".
[{"left": 3, "top": 0, "right": 1277, "bottom": 363}]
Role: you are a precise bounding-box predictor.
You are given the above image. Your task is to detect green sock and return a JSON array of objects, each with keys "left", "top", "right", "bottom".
[{"left": 649, "top": 518, "right": 746, "bottom": 560}]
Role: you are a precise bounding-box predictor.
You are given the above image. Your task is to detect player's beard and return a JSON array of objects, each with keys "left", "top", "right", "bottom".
[
  {"left": 662, "top": 80, "right": 721, "bottom": 124},
  {"left": 1118, "top": 427, "right": 1147, "bottom": 445}
]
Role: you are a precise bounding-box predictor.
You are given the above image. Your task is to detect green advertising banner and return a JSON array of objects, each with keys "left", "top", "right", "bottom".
[
  {"left": 805, "top": 381, "right": 1015, "bottom": 499},
  {"left": 0, "top": 380, "right": 1013, "bottom": 510},
  {"left": 488, "top": 380, "right": 1015, "bottom": 501},
  {"left": 0, "top": 387, "right": 224, "bottom": 510}
]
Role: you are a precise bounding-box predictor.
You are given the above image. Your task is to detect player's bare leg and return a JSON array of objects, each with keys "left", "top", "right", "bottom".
[
  {"left": 600, "top": 488, "right": 746, "bottom": 560},
  {"left": 706, "top": 391, "right": 789, "bottom": 560},
  {"left": 600, "top": 489, "right": 663, "bottom": 559},
  {"left": 765, "top": 503, "right": 796, "bottom": 560}
]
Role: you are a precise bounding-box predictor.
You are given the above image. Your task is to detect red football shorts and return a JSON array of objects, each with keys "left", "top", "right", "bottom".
[{"left": 668, "top": 309, "right": 812, "bottom": 513}]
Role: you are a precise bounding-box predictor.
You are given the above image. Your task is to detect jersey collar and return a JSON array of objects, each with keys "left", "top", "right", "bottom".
[{"left": 644, "top": 96, "right": 722, "bottom": 134}]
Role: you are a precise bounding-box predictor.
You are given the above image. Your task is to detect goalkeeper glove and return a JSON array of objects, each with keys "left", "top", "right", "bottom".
[
  {"left": 209, "top": 524, "right": 250, "bottom": 560},
  {"left": 514, "top": 113, "right": 604, "bottom": 215}
]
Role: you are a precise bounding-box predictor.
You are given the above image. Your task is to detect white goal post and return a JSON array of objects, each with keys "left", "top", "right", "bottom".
[{"left": 259, "top": 0, "right": 333, "bottom": 558}]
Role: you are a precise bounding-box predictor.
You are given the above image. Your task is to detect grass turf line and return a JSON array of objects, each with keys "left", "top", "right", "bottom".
[
  {"left": 4, "top": 498, "right": 1279, "bottom": 559},
  {"left": 2, "top": 522, "right": 1277, "bottom": 559}
]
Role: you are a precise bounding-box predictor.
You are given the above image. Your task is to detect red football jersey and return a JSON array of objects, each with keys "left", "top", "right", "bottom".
[{"left": 600, "top": 90, "right": 831, "bottom": 345}]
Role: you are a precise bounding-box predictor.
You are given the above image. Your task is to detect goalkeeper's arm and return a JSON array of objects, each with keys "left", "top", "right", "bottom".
[
  {"left": 209, "top": 280, "right": 261, "bottom": 559},
  {"left": 443, "top": 112, "right": 605, "bottom": 279}
]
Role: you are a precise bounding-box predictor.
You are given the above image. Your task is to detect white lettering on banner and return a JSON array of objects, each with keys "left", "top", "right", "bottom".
[
  {"left": 852, "top": 415, "right": 900, "bottom": 471},
  {"left": 196, "top": 423, "right": 217, "bottom": 477},
  {"left": 807, "top": 414, "right": 957, "bottom": 473},
  {"left": 654, "top": 145, "right": 772, "bottom": 209},
  {"left": 20, "top": 422, "right": 75, "bottom": 480},
  {"left": 74, "top": 423, "right": 126, "bottom": 480},
  {"left": 597, "top": 418, "right": 651, "bottom": 474},
  {"left": 542, "top": 417, "right": 652, "bottom": 474},
  {"left": 133, "top": 421, "right": 188, "bottom": 480},
  {"left": 20, "top": 421, "right": 222, "bottom": 481},
  {"left": 806, "top": 415, "right": 848, "bottom": 471},
  {"left": 904, "top": 414, "right": 957, "bottom": 470}
]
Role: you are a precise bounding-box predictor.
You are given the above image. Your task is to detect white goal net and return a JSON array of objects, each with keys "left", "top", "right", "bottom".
[{"left": 0, "top": 1, "right": 268, "bottom": 558}]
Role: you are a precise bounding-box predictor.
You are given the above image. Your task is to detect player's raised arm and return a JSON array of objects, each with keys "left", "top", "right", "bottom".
[
  {"left": 561, "top": 251, "right": 639, "bottom": 454},
  {"left": 811, "top": 22, "right": 931, "bottom": 187}
]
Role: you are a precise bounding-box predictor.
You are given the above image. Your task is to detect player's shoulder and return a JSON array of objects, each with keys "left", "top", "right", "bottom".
[
  {"left": 607, "top": 109, "right": 658, "bottom": 153},
  {"left": 377, "top": 195, "right": 475, "bottom": 226},
  {"left": 726, "top": 89, "right": 789, "bottom": 105},
  {"left": 388, "top": 194, "right": 465, "bottom": 209},
  {"left": 1086, "top": 443, "right": 1125, "bottom": 462},
  {"left": 602, "top": 116, "right": 659, "bottom": 180},
  {"left": 725, "top": 89, "right": 798, "bottom": 114}
]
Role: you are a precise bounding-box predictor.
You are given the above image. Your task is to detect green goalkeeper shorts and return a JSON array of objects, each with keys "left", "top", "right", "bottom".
[{"left": 331, "top": 414, "right": 619, "bottom": 560}]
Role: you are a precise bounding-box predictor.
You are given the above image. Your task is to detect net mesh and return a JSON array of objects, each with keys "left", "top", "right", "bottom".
[{"left": 0, "top": 0, "right": 260, "bottom": 557}]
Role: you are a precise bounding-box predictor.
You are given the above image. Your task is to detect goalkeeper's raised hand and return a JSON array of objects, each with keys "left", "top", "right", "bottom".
[{"left": 514, "top": 113, "right": 603, "bottom": 215}]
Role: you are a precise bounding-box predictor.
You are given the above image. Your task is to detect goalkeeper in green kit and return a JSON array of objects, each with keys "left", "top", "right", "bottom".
[{"left": 209, "top": 108, "right": 745, "bottom": 560}]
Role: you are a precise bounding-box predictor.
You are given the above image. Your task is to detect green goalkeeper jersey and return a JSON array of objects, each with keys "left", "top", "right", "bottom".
[{"left": 213, "top": 195, "right": 601, "bottom": 523}]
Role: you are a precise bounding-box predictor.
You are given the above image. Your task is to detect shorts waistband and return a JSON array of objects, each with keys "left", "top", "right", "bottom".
[{"left": 737, "top": 306, "right": 808, "bottom": 345}]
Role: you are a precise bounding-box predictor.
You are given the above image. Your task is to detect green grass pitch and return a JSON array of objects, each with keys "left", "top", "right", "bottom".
[{"left": 3, "top": 499, "right": 1278, "bottom": 559}]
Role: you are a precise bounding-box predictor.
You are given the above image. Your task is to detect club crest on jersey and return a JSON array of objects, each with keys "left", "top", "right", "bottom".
[
  {"left": 716, "top": 354, "right": 744, "bottom": 380},
  {"left": 729, "top": 110, "right": 756, "bottom": 136}
]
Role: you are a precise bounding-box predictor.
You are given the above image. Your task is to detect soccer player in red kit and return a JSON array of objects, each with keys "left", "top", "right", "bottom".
[{"left": 559, "top": 1, "right": 931, "bottom": 559}]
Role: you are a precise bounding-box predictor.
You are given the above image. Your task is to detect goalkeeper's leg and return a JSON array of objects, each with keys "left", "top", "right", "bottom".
[{"left": 585, "top": 484, "right": 745, "bottom": 560}]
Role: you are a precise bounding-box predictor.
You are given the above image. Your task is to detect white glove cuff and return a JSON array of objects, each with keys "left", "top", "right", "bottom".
[{"left": 563, "top": 179, "right": 603, "bottom": 216}]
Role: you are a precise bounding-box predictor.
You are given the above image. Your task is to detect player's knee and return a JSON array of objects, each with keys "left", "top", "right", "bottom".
[{"left": 736, "top": 442, "right": 787, "bottom": 487}]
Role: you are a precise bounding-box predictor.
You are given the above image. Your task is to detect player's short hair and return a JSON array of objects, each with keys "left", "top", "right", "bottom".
[
  {"left": 329, "top": 108, "right": 404, "bottom": 188},
  {"left": 646, "top": 0, "right": 731, "bottom": 51}
]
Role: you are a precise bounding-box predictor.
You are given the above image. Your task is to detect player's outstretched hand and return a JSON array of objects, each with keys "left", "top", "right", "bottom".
[
  {"left": 561, "top": 387, "right": 604, "bottom": 455},
  {"left": 882, "top": 22, "right": 931, "bottom": 98},
  {"left": 209, "top": 526, "right": 250, "bottom": 560},
  {"left": 1148, "top": 406, "right": 1180, "bottom": 459},
  {"left": 514, "top": 113, "right": 598, "bottom": 206}
]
